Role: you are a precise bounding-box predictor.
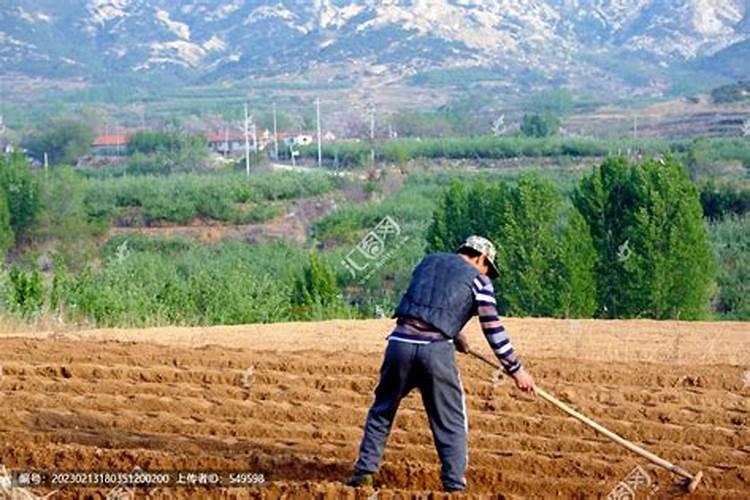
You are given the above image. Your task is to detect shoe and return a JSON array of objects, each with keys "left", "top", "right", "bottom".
[
  {"left": 345, "top": 471, "right": 374, "bottom": 487},
  {"left": 444, "top": 484, "right": 466, "bottom": 493}
]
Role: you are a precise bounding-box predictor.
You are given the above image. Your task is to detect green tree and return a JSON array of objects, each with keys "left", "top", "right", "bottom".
[
  {"left": 426, "top": 179, "right": 471, "bottom": 252},
  {"left": 573, "top": 156, "right": 715, "bottom": 319},
  {"left": 0, "top": 189, "right": 13, "bottom": 257},
  {"left": 520, "top": 113, "right": 560, "bottom": 138},
  {"left": 0, "top": 151, "right": 40, "bottom": 238},
  {"left": 492, "top": 176, "right": 596, "bottom": 317},
  {"left": 426, "top": 175, "right": 597, "bottom": 318},
  {"left": 34, "top": 167, "right": 99, "bottom": 270},
  {"left": 23, "top": 120, "right": 95, "bottom": 165}
]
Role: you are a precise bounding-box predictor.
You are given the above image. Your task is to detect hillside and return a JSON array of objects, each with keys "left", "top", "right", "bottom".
[{"left": 0, "top": 0, "right": 748, "bottom": 98}]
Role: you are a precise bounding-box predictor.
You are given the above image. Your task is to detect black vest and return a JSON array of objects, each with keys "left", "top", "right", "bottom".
[{"left": 394, "top": 253, "right": 480, "bottom": 338}]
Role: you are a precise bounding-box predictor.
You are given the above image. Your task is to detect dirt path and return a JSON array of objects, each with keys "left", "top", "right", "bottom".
[{"left": 0, "top": 318, "right": 748, "bottom": 499}]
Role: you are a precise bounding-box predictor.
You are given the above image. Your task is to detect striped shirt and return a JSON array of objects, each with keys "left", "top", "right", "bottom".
[{"left": 388, "top": 274, "right": 523, "bottom": 375}]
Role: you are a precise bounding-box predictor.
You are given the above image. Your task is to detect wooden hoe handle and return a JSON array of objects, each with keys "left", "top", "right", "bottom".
[{"left": 467, "top": 349, "right": 701, "bottom": 486}]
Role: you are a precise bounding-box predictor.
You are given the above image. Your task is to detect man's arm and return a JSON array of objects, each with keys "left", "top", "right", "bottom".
[{"left": 472, "top": 275, "right": 535, "bottom": 392}]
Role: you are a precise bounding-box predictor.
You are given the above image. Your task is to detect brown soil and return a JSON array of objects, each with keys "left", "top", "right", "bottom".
[
  {"left": 0, "top": 318, "right": 748, "bottom": 499},
  {"left": 108, "top": 196, "right": 337, "bottom": 244}
]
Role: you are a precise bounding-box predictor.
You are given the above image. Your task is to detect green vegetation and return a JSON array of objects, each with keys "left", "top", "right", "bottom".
[
  {"left": 22, "top": 120, "right": 95, "bottom": 165},
  {"left": 84, "top": 172, "right": 336, "bottom": 225},
  {"left": 0, "top": 134, "right": 745, "bottom": 327},
  {"left": 520, "top": 114, "right": 560, "bottom": 138},
  {"left": 34, "top": 167, "right": 101, "bottom": 270},
  {"left": 302, "top": 135, "right": 750, "bottom": 169},
  {"left": 700, "top": 181, "right": 750, "bottom": 219},
  {"left": 426, "top": 176, "right": 596, "bottom": 318},
  {"left": 0, "top": 151, "right": 41, "bottom": 243},
  {"left": 62, "top": 242, "right": 310, "bottom": 326},
  {"left": 125, "top": 131, "right": 210, "bottom": 174},
  {"left": 709, "top": 215, "right": 749, "bottom": 319},
  {"left": 710, "top": 81, "right": 750, "bottom": 104},
  {"left": 573, "top": 156, "right": 715, "bottom": 319},
  {"left": 292, "top": 252, "right": 351, "bottom": 320},
  {"left": 424, "top": 156, "right": 716, "bottom": 320}
]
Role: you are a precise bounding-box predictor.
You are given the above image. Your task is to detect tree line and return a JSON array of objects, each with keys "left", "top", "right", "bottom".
[{"left": 426, "top": 156, "right": 715, "bottom": 319}]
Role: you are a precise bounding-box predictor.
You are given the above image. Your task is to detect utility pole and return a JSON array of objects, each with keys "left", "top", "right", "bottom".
[
  {"left": 272, "top": 102, "right": 279, "bottom": 161},
  {"left": 368, "top": 102, "right": 375, "bottom": 166},
  {"left": 316, "top": 97, "right": 322, "bottom": 168},
  {"left": 252, "top": 122, "right": 258, "bottom": 154},
  {"left": 632, "top": 115, "right": 638, "bottom": 140},
  {"left": 244, "top": 103, "right": 250, "bottom": 177}
]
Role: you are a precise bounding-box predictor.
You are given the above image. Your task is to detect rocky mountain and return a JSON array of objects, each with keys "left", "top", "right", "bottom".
[{"left": 0, "top": 0, "right": 748, "bottom": 94}]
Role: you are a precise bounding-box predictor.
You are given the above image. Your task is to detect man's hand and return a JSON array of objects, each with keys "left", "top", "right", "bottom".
[
  {"left": 512, "top": 368, "right": 536, "bottom": 394},
  {"left": 454, "top": 333, "right": 470, "bottom": 354}
]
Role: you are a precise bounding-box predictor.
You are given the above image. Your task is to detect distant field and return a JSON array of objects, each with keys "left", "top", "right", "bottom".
[{"left": 0, "top": 318, "right": 747, "bottom": 498}]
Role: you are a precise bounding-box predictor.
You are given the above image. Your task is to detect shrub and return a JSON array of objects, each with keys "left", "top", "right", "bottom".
[{"left": 709, "top": 215, "right": 750, "bottom": 319}]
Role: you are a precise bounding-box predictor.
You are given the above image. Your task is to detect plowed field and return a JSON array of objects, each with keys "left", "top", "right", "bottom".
[{"left": 0, "top": 318, "right": 748, "bottom": 499}]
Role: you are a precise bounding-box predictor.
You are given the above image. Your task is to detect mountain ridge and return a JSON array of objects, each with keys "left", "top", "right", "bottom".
[{"left": 0, "top": 1, "right": 748, "bottom": 96}]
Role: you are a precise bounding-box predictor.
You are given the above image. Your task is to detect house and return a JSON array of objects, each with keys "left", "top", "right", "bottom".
[
  {"left": 91, "top": 135, "right": 128, "bottom": 156},
  {"left": 279, "top": 132, "right": 315, "bottom": 148},
  {"left": 207, "top": 131, "right": 247, "bottom": 155},
  {"left": 207, "top": 129, "right": 275, "bottom": 155}
]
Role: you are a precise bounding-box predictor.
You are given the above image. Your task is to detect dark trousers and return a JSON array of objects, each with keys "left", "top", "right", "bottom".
[{"left": 354, "top": 339, "right": 468, "bottom": 490}]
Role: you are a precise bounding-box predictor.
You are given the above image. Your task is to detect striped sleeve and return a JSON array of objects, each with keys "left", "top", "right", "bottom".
[{"left": 472, "top": 274, "right": 523, "bottom": 375}]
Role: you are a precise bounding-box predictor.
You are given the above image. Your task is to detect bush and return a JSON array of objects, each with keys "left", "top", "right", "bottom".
[
  {"left": 291, "top": 252, "right": 352, "bottom": 320},
  {"left": 8, "top": 267, "right": 44, "bottom": 317},
  {"left": 709, "top": 215, "right": 749, "bottom": 319},
  {"left": 700, "top": 181, "right": 750, "bottom": 219},
  {"left": 62, "top": 242, "right": 309, "bottom": 326},
  {"left": 84, "top": 172, "right": 336, "bottom": 224},
  {"left": 520, "top": 113, "right": 560, "bottom": 138}
]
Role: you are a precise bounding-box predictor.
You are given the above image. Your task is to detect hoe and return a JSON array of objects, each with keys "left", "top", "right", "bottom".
[{"left": 468, "top": 349, "right": 704, "bottom": 493}]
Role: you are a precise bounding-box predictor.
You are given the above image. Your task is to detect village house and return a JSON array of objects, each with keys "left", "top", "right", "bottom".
[
  {"left": 90, "top": 129, "right": 338, "bottom": 158},
  {"left": 207, "top": 131, "right": 247, "bottom": 155},
  {"left": 91, "top": 134, "right": 129, "bottom": 156}
]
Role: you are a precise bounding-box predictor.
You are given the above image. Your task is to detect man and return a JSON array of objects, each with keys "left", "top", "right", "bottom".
[{"left": 346, "top": 235, "right": 535, "bottom": 492}]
